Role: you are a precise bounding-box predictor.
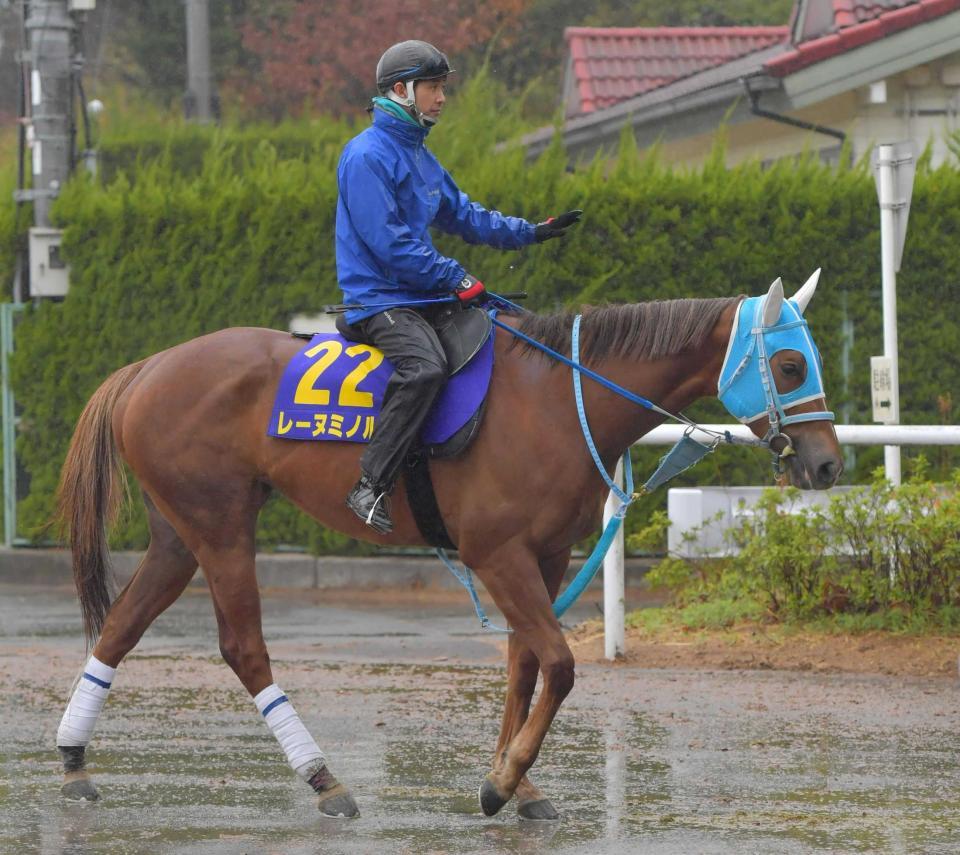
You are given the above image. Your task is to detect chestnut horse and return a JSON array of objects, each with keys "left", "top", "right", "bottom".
[{"left": 54, "top": 276, "right": 841, "bottom": 818}]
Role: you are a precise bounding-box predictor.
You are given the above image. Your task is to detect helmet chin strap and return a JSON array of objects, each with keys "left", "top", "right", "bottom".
[{"left": 387, "top": 80, "right": 436, "bottom": 127}]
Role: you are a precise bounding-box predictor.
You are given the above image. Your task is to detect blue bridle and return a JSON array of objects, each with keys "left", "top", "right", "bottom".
[{"left": 718, "top": 294, "right": 835, "bottom": 451}]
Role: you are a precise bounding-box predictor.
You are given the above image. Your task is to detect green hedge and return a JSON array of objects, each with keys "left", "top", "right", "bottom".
[
  {"left": 96, "top": 118, "right": 355, "bottom": 185},
  {"left": 4, "top": 73, "right": 960, "bottom": 551},
  {"left": 634, "top": 464, "right": 960, "bottom": 626},
  {"left": 0, "top": 167, "right": 26, "bottom": 302}
]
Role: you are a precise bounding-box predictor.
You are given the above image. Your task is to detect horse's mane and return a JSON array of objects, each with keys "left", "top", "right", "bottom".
[{"left": 508, "top": 297, "right": 742, "bottom": 363}]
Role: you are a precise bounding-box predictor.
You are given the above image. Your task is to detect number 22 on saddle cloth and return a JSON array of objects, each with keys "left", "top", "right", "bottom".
[{"left": 268, "top": 330, "right": 494, "bottom": 447}]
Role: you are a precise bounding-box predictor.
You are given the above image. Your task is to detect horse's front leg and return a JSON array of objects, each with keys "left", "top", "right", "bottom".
[
  {"left": 493, "top": 549, "right": 571, "bottom": 820},
  {"left": 471, "top": 546, "right": 576, "bottom": 817},
  {"left": 497, "top": 639, "right": 561, "bottom": 820}
]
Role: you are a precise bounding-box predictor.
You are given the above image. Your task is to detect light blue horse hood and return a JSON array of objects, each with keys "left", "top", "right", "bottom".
[{"left": 718, "top": 273, "right": 828, "bottom": 424}]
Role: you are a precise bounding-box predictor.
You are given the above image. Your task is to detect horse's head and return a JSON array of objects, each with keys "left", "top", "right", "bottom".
[{"left": 718, "top": 271, "right": 843, "bottom": 489}]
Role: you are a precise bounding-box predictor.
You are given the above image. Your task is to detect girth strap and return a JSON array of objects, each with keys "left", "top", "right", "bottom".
[{"left": 402, "top": 450, "right": 456, "bottom": 550}]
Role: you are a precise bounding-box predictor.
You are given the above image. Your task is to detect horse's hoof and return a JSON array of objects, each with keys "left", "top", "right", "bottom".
[
  {"left": 478, "top": 776, "right": 509, "bottom": 817},
  {"left": 317, "top": 787, "right": 359, "bottom": 818},
  {"left": 308, "top": 764, "right": 358, "bottom": 818},
  {"left": 61, "top": 774, "right": 100, "bottom": 802},
  {"left": 517, "top": 797, "right": 560, "bottom": 821}
]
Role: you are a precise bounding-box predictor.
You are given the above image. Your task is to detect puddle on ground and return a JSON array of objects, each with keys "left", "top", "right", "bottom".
[{"left": 3, "top": 588, "right": 960, "bottom": 853}]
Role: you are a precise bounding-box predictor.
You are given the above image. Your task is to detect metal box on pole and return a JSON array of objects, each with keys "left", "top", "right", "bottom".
[{"left": 28, "top": 227, "right": 69, "bottom": 298}]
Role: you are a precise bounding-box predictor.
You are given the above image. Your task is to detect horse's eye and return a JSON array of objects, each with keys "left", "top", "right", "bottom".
[{"left": 781, "top": 362, "right": 799, "bottom": 376}]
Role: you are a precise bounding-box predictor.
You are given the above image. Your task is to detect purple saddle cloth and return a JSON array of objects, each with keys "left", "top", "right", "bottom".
[{"left": 268, "top": 330, "right": 493, "bottom": 445}]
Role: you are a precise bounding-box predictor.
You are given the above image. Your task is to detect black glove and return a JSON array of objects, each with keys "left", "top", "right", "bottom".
[
  {"left": 454, "top": 273, "right": 487, "bottom": 306},
  {"left": 534, "top": 209, "right": 583, "bottom": 242}
]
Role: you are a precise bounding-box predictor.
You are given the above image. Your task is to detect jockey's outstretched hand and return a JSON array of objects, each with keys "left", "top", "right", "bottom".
[
  {"left": 454, "top": 274, "right": 487, "bottom": 306},
  {"left": 534, "top": 209, "right": 583, "bottom": 242}
]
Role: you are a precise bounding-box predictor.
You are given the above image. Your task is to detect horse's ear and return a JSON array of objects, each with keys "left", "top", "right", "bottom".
[
  {"left": 762, "top": 278, "right": 784, "bottom": 327},
  {"left": 790, "top": 267, "right": 821, "bottom": 315}
]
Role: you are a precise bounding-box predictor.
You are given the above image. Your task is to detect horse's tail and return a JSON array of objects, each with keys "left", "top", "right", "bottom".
[{"left": 55, "top": 359, "right": 147, "bottom": 643}]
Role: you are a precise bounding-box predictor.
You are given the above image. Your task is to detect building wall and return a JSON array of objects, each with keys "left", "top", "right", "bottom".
[
  {"left": 626, "top": 55, "right": 960, "bottom": 171},
  {"left": 853, "top": 56, "right": 960, "bottom": 168}
]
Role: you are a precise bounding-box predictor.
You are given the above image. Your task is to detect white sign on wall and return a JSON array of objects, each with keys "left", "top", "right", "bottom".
[{"left": 871, "top": 355, "right": 895, "bottom": 424}]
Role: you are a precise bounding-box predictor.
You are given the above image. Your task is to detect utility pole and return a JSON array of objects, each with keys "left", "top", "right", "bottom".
[
  {"left": 184, "top": 0, "right": 215, "bottom": 122},
  {"left": 23, "top": 0, "right": 74, "bottom": 228},
  {"left": 5, "top": 0, "right": 80, "bottom": 545}
]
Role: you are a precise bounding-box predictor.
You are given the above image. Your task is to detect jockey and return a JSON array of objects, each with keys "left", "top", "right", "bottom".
[{"left": 337, "top": 39, "right": 582, "bottom": 534}]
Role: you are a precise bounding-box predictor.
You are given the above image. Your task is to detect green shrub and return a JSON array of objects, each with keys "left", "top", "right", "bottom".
[
  {"left": 97, "top": 119, "right": 355, "bottom": 185},
  {"left": 0, "top": 166, "right": 27, "bottom": 302},
  {"left": 639, "top": 465, "right": 960, "bottom": 625}
]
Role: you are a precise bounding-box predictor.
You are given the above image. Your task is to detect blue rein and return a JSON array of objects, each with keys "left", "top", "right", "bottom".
[{"left": 489, "top": 315, "right": 668, "bottom": 419}]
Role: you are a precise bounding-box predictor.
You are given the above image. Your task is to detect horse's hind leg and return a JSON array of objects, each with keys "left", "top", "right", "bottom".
[
  {"left": 191, "top": 521, "right": 359, "bottom": 818},
  {"left": 58, "top": 495, "right": 199, "bottom": 801},
  {"left": 493, "top": 549, "right": 570, "bottom": 821}
]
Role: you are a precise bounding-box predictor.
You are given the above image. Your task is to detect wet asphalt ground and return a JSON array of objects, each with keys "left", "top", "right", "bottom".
[{"left": 1, "top": 582, "right": 959, "bottom": 854}]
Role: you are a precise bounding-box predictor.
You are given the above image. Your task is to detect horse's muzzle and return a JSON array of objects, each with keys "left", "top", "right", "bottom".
[{"left": 785, "top": 446, "right": 843, "bottom": 490}]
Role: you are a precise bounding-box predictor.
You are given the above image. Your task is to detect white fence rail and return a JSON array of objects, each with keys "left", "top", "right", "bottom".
[
  {"left": 637, "top": 424, "right": 960, "bottom": 446},
  {"left": 600, "top": 424, "right": 960, "bottom": 659}
]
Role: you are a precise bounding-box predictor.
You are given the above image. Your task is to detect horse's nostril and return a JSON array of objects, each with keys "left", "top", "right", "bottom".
[{"left": 818, "top": 458, "right": 841, "bottom": 485}]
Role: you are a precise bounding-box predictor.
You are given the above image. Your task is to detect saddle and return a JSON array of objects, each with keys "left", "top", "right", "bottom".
[{"left": 276, "top": 306, "right": 495, "bottom": 549}]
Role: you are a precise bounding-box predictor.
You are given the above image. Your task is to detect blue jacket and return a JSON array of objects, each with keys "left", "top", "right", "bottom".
[{"left": 336, "top": 107, "right": 537, "bottom": 324}]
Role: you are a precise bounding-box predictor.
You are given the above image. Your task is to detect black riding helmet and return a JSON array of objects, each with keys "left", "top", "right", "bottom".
[{"left": 376, "top": 40, "right": 454, "bottom": 94}]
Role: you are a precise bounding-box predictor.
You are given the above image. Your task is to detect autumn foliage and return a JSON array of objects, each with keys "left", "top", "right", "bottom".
[{"left": 234, "top": 0, "right": 527, "bottom": 118}]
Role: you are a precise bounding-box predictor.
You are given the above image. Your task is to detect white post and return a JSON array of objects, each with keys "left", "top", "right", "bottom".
[
  {"left": 877, "top": 144, "right": 902, "bottom": 485},
  {"left": 603, "top": 459, "right": 625, "bottom": 660}
]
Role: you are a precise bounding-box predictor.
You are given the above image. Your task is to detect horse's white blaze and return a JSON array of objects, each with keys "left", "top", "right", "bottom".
[{"left": 57, "top": 655, "right": 116, "bottom": 746}]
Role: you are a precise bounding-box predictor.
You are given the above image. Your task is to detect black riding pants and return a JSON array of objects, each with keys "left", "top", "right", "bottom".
[{"left": 349, "top": 307, "right": 448, "bottom": 490}]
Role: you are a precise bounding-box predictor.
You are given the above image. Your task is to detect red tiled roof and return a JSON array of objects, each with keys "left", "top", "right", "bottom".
[
  {"left": 787, "top": 2, "right": 936, "bottom": 44},
  {"left": 768, "top": 0, "right": 960, "bottom": 76},
  {"left": 831, "top": 0, "right": 917, "bottom": 30},
  {"left": 565, "top": 26, "right": 790, "bottom": 115},
  {"left": 828, "top": 0, "right": 917, "bottom": 30}
]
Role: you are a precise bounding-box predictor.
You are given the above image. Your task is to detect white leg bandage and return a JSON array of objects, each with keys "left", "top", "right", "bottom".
[
  {"left": 57, "top": 656, "right": 116, "bottom": 747},
  {"left": 254, "top": 684, "right": 325, "bottom": 781}
]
